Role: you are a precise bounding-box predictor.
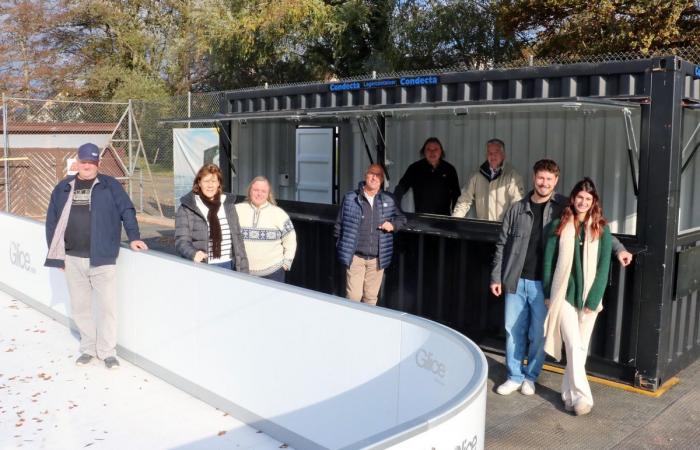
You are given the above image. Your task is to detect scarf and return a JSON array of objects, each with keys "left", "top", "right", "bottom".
[
  {"left": 199, "top": 193, "right": 222, "bottom": 259},
  {"left": 543, "top": 218, "right": 601, "bottom": 361}
]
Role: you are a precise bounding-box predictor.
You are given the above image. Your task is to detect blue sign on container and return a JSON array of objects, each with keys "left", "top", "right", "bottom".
[{"left": 329, "top": 76, "right": 440, "bottom": 92}]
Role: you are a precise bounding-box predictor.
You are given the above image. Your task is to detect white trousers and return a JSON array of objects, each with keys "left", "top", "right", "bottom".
[
  {"left": 560, "top": 300, "right": 599, "bottom": 407},
  {"left": 64, "top": 255, "right": 118, "bottom": 359}
]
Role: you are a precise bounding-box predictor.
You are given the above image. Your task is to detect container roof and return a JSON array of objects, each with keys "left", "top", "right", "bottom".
[{"left": 161, "top": 97, "right": 642, "bottom": 124}]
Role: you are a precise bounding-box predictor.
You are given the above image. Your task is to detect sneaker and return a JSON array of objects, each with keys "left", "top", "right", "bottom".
[
  {"left": 574, "top": 402, "right": 592, "bottom": 416},
  {"left": 75, "top": 353, "right": 94, "bottom": 366},
  {"left": 521, "top": 379, "right": 536, "bottom": 396},
  {"left": 104, "top": 356, "right": 120, "bottom": 370},
  {"left": 496, "top": 380, "right": 522, "bottom": 395}
]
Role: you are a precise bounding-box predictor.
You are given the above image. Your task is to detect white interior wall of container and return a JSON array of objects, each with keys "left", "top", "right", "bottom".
[
  {"left": 385, "top": 107, "right": 640, "bottom": 234},
  {"left": 227, "top": 104, "right": 643, "bottom": 234}
]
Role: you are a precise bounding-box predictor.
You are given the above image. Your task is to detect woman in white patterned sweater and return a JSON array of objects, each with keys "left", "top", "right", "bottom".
[{"left": 235, "top": 176, "right": 297, "bottom": 282}]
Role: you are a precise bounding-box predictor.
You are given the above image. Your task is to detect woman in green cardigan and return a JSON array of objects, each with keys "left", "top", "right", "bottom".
[{"left": 543, "top": 177, "right": 612, "bottom": 416}]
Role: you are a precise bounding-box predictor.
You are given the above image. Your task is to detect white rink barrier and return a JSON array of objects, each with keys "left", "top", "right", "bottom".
[{"left": 0, "top": 212, "right": 487, "bottom": 450}]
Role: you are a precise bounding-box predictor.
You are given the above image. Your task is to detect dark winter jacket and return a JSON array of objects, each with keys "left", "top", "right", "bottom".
[
  {"left": 334, "top": 183, "right": 406, "bottom": 269},
  {"left": 491, "top": 192, "right": 568, "bottom": 294},
  {"left": 45, "top": 174, "right": 141, "bottom": 268},
  {"left": 175, "top": 192, "right": 249, "bottom": 273},
  {"left": 394, "top": 158, "right": 461, "bottom": 215}
]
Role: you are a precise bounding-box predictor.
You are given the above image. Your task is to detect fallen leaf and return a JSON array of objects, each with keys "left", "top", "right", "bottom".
[{"left": 217, "top": 431, "right": 226, "bottom": 436}]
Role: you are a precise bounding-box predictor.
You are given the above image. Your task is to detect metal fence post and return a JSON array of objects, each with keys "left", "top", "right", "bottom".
[
  {"left": 2, "top": 93, "right": 9, "bottom": 212},
  {"left": 128, "top": 99, "right": 133, "bottom": 199}
]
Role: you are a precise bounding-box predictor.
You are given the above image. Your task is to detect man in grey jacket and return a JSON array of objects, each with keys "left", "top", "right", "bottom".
[{"left": 490, "top": 159, "right": 632, "bottom": 396}]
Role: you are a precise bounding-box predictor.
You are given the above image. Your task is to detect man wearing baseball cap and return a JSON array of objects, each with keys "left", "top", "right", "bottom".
[{"left": 45, "top": 143, "right": 148, "bottom": 369}]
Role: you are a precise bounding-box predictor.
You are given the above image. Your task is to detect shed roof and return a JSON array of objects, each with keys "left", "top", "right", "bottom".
[{"left": 1, "top": 122, "right": 118, "bottom": 134}]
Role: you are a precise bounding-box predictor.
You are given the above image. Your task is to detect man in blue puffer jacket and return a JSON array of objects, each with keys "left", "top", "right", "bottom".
[
  {"left": 335, "top": 164, "right": 406, "bottom": 305},
  {"left": 45, "top": 143, "right": 148, "bottom": 370}
]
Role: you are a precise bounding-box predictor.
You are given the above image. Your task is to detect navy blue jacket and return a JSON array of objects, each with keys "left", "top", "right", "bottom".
[
  {"left": 45, "top": 174, "right": 141, "bottom": 268},
  {"left": 334, "top": 184, "right": 406, "bottom": 269}
]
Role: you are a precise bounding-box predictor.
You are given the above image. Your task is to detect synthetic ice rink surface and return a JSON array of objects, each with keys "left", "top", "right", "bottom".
[{"left": 0, "top": 290, "right": 289, "bottom": 450}]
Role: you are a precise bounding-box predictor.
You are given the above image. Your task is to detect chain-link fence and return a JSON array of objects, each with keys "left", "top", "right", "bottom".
[
  {"left": 130, "top": 92, "right": 223, "bottom": 218},
  {"left": 225, "top": 46, "right": 700, "bottom": 92},
  {"left": 0, "top": 97, "right": 130, "bottom": 218},
  {"left": 0, "top": 93, "right": 223, "bottom": 220}
]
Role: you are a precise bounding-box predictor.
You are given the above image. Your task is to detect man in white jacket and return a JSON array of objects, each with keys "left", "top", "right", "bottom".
[{"left": 452, "top": 139, "right": 525, "bottom": 221}]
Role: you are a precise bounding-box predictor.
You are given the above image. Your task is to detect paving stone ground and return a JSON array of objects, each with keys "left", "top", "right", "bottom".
[{"left": 484, "top": 351, "right": 700, "bottom": 449}]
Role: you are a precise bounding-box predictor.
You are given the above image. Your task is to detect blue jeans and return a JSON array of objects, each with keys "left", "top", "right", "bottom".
[
  {"left": 211, "top": 261, "right": 234, "bottom": 270},
  {"left": 504, "top": 278, "right": 547, "bottom": 384},
  {"left": 263, "top": 268, "right": 286, "bottom": 283}
]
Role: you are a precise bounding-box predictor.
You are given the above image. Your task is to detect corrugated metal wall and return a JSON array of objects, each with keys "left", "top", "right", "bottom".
[
  {"left": 228, "top": 105, "right": 641, "bottom": 236},
  {"left": 228, "top": 118, "right": 377, "bottom": 201},
  {"left": 386, "top": 106, "right": 640, "bottom": 234},
  {"left": 229, "top": 120, "right": 296, "bottom": 199}
]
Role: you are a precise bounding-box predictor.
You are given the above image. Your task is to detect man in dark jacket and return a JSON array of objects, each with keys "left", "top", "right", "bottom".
[
  {"left": 393, "top": 137, "right": 460, "bottom": 215},
  {"left": 335, "top": 164, "right": 406, "bottom": 305},
  {"left": 45, "top": 143, "right": 148, "bottom": 370}
]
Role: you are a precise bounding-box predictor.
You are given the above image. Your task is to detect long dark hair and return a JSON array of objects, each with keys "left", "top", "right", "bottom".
[
  {"left": 556, "top": 177, "right": 607, "bottom": 239},
  {"left": 419, "top": 137, "right": 445, "bottom": 159}
]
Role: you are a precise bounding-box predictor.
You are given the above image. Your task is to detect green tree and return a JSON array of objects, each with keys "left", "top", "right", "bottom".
[
  {"left": 497, "top": 0, "right": 700, "bottom": 56},
  {"left": 0, "top": 0, "right": 66, "bottom": 97},
  {"left": 54, "top": 0, "right": 210, "bottom": 99},
  {"left": 322, "top": 0, "right": 396, "bottom": 76},
  {"left": 201, "top": 0, "right": 337, "bottom": 89},
  {"left": 390, "top": 0, "right": 517, "bottom": 71}
]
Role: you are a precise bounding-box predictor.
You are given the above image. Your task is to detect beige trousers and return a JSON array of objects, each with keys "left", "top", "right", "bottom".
[
  {"left": 560, "top": 300, "right": 599, "bottom": 408},
  {"left": 346, "top": 255, "right": 385, "bottom": 305},
  {"left": 64, "top": 255, "right": 118, "bottom": 359}
]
